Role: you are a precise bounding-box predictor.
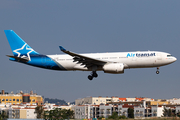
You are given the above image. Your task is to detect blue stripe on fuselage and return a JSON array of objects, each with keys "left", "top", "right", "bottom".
[
  {"left": 28, "top": 55, "right": 66, "bottom": 70},
  {"left": 10, "top": 54, "right": 66, "bottom": 70}
]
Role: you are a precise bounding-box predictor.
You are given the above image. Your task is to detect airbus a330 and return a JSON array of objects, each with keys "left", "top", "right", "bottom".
[{"left": 5, "top": 30, "right": 177, "bottom": 80}]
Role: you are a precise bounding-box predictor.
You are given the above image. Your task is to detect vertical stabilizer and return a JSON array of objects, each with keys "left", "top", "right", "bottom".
[{"left": 4, "top": 30, "right": 39, "bottom": 60}]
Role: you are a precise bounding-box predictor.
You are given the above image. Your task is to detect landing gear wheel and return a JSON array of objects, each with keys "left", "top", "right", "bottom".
[
  {"left": 88, "top": 75, "right": 93, "bottom": 80},
  {"left": 87, "top": 71, "right": 98, "bottom": 80},
  {"left": 156, "top": 71, "right": 159, "bottom": 74},
  {"left": 156, "top": 67, "right": 160, "bottom": 74},
  {"left": 92, "top": 72, "right": 98, "bottom": 78}
]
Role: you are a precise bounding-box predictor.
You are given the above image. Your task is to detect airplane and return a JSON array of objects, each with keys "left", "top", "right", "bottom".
[{"left": 4, "top": 30, "right": 177, "bottom": 80}]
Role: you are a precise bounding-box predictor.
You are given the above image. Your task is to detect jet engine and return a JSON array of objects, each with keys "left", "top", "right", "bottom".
[{"left": 103, "top": 63, "right": 124, "bottom": 74}]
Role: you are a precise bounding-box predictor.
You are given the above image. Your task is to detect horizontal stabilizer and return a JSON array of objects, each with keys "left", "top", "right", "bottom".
[{"left": 6, "top": 55, "right": 29, "bottom": 62}]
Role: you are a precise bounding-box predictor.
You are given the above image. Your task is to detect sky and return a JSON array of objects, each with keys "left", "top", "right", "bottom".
[{"left": 0, "top": 0, "right": 180, "bottom": 102}]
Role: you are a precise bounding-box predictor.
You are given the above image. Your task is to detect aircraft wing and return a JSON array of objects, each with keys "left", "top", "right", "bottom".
[{"left": 59, "top": 46, "right": 108, "bottom": 68}]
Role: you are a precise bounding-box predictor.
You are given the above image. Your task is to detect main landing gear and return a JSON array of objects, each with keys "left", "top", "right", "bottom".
[
  {"left": 88, "top": 71, "right": 98, "bottom": 80},
  {"left": 156, "top": 67, "right": 160, "bottom": 74}
]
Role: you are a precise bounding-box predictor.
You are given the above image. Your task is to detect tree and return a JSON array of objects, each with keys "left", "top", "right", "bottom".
[
  {"left": 48, "top": 108, "right": 63, "bottom": 119},
  {"left": 0, "top": 110, "right": 8, "bottom": 120},
  {"left": 177, "top": 111, "right": 180, "bottom": 118},
  {"left": 128, "top": 108, "right": 134, "bottom": 118},
  {"left": 163, "top": 107, "right": 175, "bottom": 117},
  {"left": 108, "top": 112, "right": 119, "bottom": 119},
  {"left": 43, "top": 111, "right": 49, "bottom": 120},
  {"left": 163, "top": 107, "right": 168, "bottom": 117},
  {"left": 119, "top": 115, "right": 127, "bottom": 119},
  {"left": 45, "top": 108, "right": 74, "bottom": 120},
  {"left": 168, "top": 109, "right": 173, "bottom": 117},
  {"left": 98, "top": 115, "right": 105, "bottom": 119},
  {"left": 35, "top": 105, "right": 44, "bottom": 119},
  {"left": 66, "top": 109, "right": 74, "bottom": 119}
]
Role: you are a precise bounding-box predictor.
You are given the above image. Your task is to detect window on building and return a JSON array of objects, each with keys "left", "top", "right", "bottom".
[
  {"left": 20, "top": 99, "right": 22, "bottom": 102},
  {"left": 2, "top": 99, "right": 5, "bottom": 101},
  {"left": 13, "top": 99, "right": 15, "bottom": 101},
  {"left": 6, "top": 99, "right": 8, "bottom": 101},
  {"left": 17, "top": 99, "right": 19, "bottom": 102},
  {"left": 32, "top": 99, "right": 35, "bottom": 102},
  {"left": 9, "top": 99, "right": 12, "bottom": 101}
]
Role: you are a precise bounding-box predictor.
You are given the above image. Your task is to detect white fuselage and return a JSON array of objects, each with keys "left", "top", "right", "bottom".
[{"left": 47, "top": 51, "right": 177, "bottom": 71}]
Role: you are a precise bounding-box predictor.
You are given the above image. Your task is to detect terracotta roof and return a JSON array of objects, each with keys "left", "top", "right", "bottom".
[
  {"left": 135, "top": 98, "right": 144, "bottom": 101},
  {"left": 119, "top": 98, "right": 126, "bottom": 101}
]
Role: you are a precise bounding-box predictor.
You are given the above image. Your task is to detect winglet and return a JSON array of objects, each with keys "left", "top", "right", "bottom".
[{"left": 59, "top": 46, "right": 66, "bottom": 51}]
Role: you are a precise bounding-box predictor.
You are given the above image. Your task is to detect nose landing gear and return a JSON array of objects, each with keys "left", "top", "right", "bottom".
[
  {"left": 88, "top": 71, "right": 98, "bottom": 80},
  {"left": 156, "top": 67, "right": 159, "bottom": 74}
]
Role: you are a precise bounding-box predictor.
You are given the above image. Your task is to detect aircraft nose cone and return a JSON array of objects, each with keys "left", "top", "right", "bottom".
[{"left": 174, "top": 57, "right": 177, "bottom": 62}]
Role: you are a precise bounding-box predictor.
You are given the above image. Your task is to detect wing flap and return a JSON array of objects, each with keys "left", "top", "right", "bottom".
[{"left": 59, "top": 46, "right": 108, "bottom": 68}]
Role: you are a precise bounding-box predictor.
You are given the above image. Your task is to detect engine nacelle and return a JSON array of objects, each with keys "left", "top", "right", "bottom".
[{"left": 103, "top": 63, "right": 124, "bottom": 74}]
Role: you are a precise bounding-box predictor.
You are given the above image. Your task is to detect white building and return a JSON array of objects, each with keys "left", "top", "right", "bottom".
[
  {"left": 8, "top": 107, "right": 36, "bottom": 119},
  {"left": 175, "top": 106, "right": 180, "bottom": 114},
  {"left": 76, "top": 97, "right": 112, "bottom": 105},
  {"left": 74, "top": 104, "right": 130, "bottom": 119},
  {"left": 134, "top": 106, "right": 145, "bottom": 118},
  {"left": 76, "top": 97, "right": 154, "bottom": 105},
  {"left": 26, "top": 108, "right": 36, "bottom": 119},
  {"left": 99, "top": 105, "right": 112, "bottom": 118},
  {"left": 151, "top": 106, "right": 164, "bottom": 117},
  {"left": 74, "top": 105, "right": 89, "bottom": 119},
  {"left": 89, "top": 105, "right": 100, "bottom": 118},
  {"left": 118, "top": 105, "right": 128, "bottom": 117},
  {"left": 168, "top": 98, "right": 180, "bottom": 104}
]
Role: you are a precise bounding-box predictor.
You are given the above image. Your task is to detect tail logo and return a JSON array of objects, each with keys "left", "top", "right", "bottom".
[{"left": 13, "top": 43, "right": 35, "bottom": 61}]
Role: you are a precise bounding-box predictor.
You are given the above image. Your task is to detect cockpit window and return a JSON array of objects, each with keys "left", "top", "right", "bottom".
[{"left": 167, "top": 55, "right": 172, "bottom": 57}]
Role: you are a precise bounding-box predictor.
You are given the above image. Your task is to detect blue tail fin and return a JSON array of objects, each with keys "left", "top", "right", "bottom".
[{"left": 4, "top": 30, "right": 39, "bottom": 59}]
